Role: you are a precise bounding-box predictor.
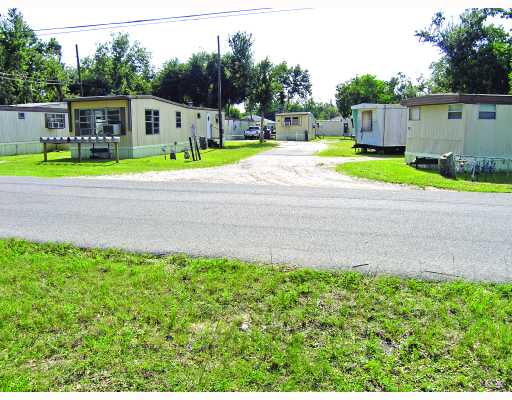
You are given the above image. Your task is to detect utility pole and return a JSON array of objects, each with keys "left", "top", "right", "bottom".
[
  {"left": 75, "top": 44, "right": 84, "bottom": 97},
  {"left": 217, "top": 35, "right": 224, "bottom": 148}
]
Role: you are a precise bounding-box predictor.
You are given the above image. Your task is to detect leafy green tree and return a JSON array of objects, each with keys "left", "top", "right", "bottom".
[
  {"left": 334, "top": 74, "right": 395, "bottom": 117},
  {"left": 224, "top": 32, "right": 254, "bottom": 112},
  {"left": 416, "top": 8, "right": 512, "bottom": 94},
  {"left": 388, "top": 72, "right": 426, "bottom": 100},
  {"left": 288, "top": 99, "right": 339, "bottom": 120},
  {"left": 0, "top": 8, "right": 68, "bottom": 104},
  {"left": 274, "top": 61, "right": 312, "bottom": 111},
  {"left": 152, "top": 58, "right": 187, "bottom": 103},
  {"left": 75, "top": 33, "right": 153, "bottom": 96},
  {"left": 249, "top": 58, "right": 276, "bottom": 142}
]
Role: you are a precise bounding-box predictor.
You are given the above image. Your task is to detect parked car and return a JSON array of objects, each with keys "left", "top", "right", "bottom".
[{"left": 244, "top": 126, "right": 261, "bottom": 139}]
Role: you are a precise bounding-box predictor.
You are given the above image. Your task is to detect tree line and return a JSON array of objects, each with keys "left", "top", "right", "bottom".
[
  {"left": 335, "top": 8, "right": 512, "bottom": 117},
  {"left": 0, "top": 8, "right": 334, "bottom": 121}
]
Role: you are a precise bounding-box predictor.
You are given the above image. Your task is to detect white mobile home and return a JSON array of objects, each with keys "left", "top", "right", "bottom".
[
  {"left": 317, "top": 117, "right": 353, "bottom": 137},
  {"left": 275, "top": 112, "right": 316, "bottom": 141},
  {"left": 402, "top": 94, "right": 512, "bottom": 170},
  {"left": 0, "top": 103, "right": 68, "bottom": 156},
  {"left": 351, "top": 103, "right": 407, "bottom": 151},
  {"left": 67, "top": 95, "right": 224, "bottom": 159}
]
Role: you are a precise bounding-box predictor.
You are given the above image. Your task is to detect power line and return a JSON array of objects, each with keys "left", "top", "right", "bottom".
[
  {"left": 0, "top": 74, "right": 68, "bottom": 86},
  {"left": 36, "top": 7, "right": 314, "bottom": 36},
  {"left": 0, "top": 71, "right": 64, "bottom": 83},
  {"left": 33, "top": 7, "right": 272, "bottom": 32}
]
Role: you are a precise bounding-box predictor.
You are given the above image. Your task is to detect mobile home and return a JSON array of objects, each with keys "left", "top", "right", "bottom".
[
  {"left": 351, "top": 103, "right": 407, "bottom": 151},
  {"left": 66, "top": 95, "right": 224, "bottom": 159},
  {"left": 402, "top": 94, "right": 512, "bottom": 170},
  {"left": 317, "top": 117, "right": 353, "bottom": 137},
  {"left": 275, "top": 112, "right": 316, "bottom": 141},
  {"left": 0, "top": 103, "right": 68, "bottom": 156}
]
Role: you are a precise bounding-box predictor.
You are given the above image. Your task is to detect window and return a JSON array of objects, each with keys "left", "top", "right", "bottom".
[
  {"left": 409, "top": 107, "right": 420, "bottom": 121},
  {"left": 197, "top": 113, "right": 201, "bottom": 119},
  {"left": 291, "top": 117, "right": 300, "bottom": 126},
  {"left": 79, "top": 108, "right": 122, "bottom": 135},
  {"left": 361, "top": 111, "right": 372, "bottom": 132},
  {"left": 284, "top": 117, "right": 291, "bottom": 126},
  {"left": 145, "top": 109, "right": 160, "bottom": 135},
  {"left": 478, "top": 104, "right": 496, "bottom": 120},
  {"left": 18, "top": 112, "right": 25, "bottom": 120},
  {"left": 448, "top": 104, "right": 462, "bottom": 120},
  {"left": 176, "top": 111, "right": 182, "bottom": 128},
  {"left": 46, "top": 113, "right": 66, "bottom": 129}
]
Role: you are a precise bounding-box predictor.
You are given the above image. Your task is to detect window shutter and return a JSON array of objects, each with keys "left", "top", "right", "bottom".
[
  {"left": 74, "top": 109, "right": 80, "bottom": 136},
  {"left": 44, "top": 113, "right": 49, "bottom": 129},
  {"left": 119, "top": 107, "right": 126, "bottom": 135}
]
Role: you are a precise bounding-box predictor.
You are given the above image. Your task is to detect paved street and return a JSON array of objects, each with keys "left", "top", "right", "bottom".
[{"left": 1, "top": 175, "right": 511, "bottom": 282}]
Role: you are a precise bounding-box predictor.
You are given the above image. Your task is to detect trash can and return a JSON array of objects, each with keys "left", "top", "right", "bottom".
[{"left": 199, "top": 136, "right": 208, "bottom": 150}]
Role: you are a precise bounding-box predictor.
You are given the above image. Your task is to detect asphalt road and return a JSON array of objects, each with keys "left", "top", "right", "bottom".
[{"left": 1, "top": 176, "right": 511, "bottom": 282}]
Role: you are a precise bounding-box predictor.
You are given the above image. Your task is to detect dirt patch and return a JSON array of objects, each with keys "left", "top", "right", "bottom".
[{"left": 87, "top": 141, "right": 410, "bottom": 190}]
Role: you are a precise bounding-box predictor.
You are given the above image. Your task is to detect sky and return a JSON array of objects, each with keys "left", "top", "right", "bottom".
[{"left": 3, "top": 1, "right": 512, "bottom": 103}]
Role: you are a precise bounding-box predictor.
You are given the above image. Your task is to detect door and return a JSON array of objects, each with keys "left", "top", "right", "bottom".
[{"left": 206, "top": 113, "right": 212, "bottom": 139}]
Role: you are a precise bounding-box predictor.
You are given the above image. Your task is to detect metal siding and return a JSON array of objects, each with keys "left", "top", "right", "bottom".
[{"left": 406, "top": 104, "right": 465, "bottom": 157}]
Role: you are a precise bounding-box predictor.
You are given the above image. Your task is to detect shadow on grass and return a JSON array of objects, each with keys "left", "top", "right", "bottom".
[{"left": 409, "top": 164, "right": 512, "bottom": 185}]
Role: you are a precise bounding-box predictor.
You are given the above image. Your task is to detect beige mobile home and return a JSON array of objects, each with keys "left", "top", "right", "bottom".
[
  {"left": 402, "top": 94, "right": 512, "bottom": 170},
  {"left": 66, "top": 95, "right": 224, "bottom": 159},
  {"left": 275, "top": 112, "right": 316, "bottom": 141},
  {"left": 0, "top": 103, "right": 68, "bottom": 156},
  {"left": 351, "top": 103, "right": 407, "bottom": 151}
]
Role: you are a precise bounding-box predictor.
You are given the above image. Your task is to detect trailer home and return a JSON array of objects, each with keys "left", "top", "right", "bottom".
[
  {"left": 0, "top": 103, "right": 68, "bottom": 156},
  {"left": 66, "top": 95, "right": 224, "bottom": 159},
  {"left": 402, "top": 94, "right": 512, "bottom": 170},
  {"left": 351, "top": 103, "right": 407, "bottom": 151},
  {"left": 275, "top": 112, "right": 316, "bottom": 141}
]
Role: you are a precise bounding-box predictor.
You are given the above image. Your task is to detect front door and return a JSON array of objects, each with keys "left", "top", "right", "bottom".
[{"left": 206, "top": 114, "right": 212, "bottom": 139}]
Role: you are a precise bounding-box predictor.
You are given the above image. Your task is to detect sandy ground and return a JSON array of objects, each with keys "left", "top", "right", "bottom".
[{"left": 89, "top": 141, "right": 409, "bottom": 190}]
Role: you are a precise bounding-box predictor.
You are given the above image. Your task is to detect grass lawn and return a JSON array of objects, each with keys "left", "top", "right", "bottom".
[
  {"left": 338, "top": 158, "right": 512, "bottom": 193},
  {"left": 316, "top": 137, "right": 359, "bottom": 157},
  {"left": 0, "top": 140, "right": 276, "bottom": 178},
  {"left": 316, "top": 137, "right": 402, "bottom": 159},
  {"left": 1, "top": 239, "right": 511, "bottom": 391}
]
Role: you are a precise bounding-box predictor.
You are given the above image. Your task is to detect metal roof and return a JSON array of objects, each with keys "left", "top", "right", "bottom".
[
  {"left": 401, "top": 94, "right": 512, "bottom": 107},
  {"left": 351, "top": 103, "right": 405, "bottom": 110},
  {"left": 0, "top": 104, "right": 67, "bottom": 113},
  {"left": 275, "top": 112, "right": 313, "bottom": 116},
  {"left": 65, "top": 95, "right": 220, "bottom": 112}
]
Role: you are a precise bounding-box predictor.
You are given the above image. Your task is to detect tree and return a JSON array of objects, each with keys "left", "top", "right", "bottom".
[
  {"left": 225, "top": 32, "right": 254, "bottom": 111},
  {"left": 152, "top": 58, "right": 187, "bottom": 103},
  {"left": 249, "top": 58, "right": 276, "bottom": 142},
  {"left": 334, "top": 74, "right": 395, "bottom": 117},
  {"left": 75, "top": 33, "right": 154, "bottom": 96},
  {"left": 287, "top": 99, "right": 339, "bottom": 120},
  {"left": 416, "top": 9, "right": 512, "bottom": 94},
  {"left": 0, "top": 8, "right": 68, "bottom": 104},
  {"left": 388, "top": 72, "right": 426, "bottom": 100},
  {"left": 274, "top": 62, "right": 312, "bottom": 111}
]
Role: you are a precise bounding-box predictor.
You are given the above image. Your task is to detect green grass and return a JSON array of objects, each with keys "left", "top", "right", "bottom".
[
  {"left": 316, "top": 137, "right": 402, "bottom": 159},
  {"left": 338, "top": 158, "right": 512, "bottom": 193},
  {"left": 1, "top": 239, "right": 511, "bottom": 391},
  {"left": 0, "top": 141, "right": 276, "bottom": 178},
  {"left": 316, "top": 137, "right": 359, "bottom": 157}
]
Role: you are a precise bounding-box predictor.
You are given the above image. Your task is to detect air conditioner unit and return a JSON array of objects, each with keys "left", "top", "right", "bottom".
[{"left": 101, "top": 124, "right": 121, "bottom": 135}]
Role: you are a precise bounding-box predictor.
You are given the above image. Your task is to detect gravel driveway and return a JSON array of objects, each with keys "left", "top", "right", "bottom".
[{"left": 95, "top": 141, "right": 407, "bottom": 190}]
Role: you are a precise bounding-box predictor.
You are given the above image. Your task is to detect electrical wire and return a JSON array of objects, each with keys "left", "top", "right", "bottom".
[
  {"left": 36, "top": 7, "right": 313, "bottom": 36},
  {"left": 33, "top": 7, "right": 272, "bottom": 32},
  {"left": 0, "top": 71, "right": 64, "bottom": 83},
  {"left": 0, "top": 74, "right": 68, "bottom": 86}
]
